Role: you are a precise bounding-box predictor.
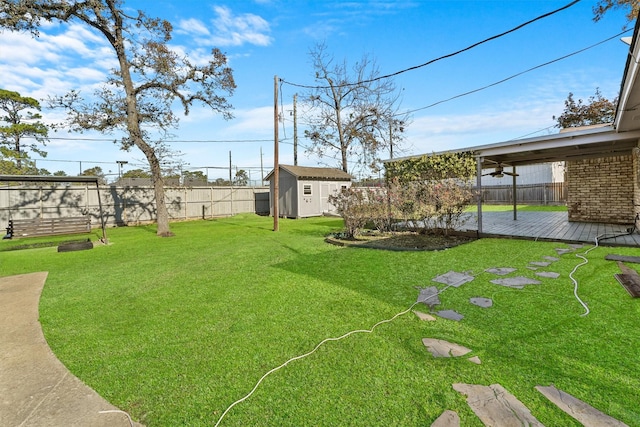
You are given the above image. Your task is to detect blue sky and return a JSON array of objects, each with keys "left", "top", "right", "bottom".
[{"left": 0, "top": 0, "right": 633, "bottom": 182}]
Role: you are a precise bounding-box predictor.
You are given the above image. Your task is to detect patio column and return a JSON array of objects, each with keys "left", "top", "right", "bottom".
[
  {"left": 634, "top": 147, "right": 640, "bottom": 232},
  {"left": 477, "top": 156, "right": 483, "bottom": 234},
  {"left": 513, "top": 165, "right": 517, "bottom": 221}
]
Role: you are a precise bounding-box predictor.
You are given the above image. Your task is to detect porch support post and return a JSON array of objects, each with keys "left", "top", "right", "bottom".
[
  {"left": 513, "top": 165, "right": 517, "bottom": 221},
  {"left": 633, "top": 146, "right": 640, "bottom": 232},
  {"left": 477, "top": 156, "right": 483, "bottom": 234}
]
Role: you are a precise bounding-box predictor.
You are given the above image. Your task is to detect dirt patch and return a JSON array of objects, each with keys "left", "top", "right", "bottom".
[{"left": 326, "top": 231, "right": 476, "bottom": 251}]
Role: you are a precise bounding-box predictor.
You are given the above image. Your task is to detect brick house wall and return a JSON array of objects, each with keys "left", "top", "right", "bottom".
[{"left": 566, "top": 155, "right": 635, "bottom": 224}]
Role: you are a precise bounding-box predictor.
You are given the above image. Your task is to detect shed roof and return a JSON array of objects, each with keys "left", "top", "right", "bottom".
[{"left": 265, "top": 165, "right": 353, "bottom": 181}]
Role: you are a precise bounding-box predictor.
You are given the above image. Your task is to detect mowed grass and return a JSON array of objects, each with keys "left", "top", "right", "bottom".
[{"left": 1, "top": 214, "right": 638, "bottom": 426}]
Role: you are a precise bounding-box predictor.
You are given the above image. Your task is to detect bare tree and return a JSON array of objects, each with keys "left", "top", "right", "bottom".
[
  {"left": 303, "top": 43, "right": 408, "bottom": 175},
  {"left": 593, "top": 0, "right": 639, "bottom": 25},
  {"left": 1, "top": 0, "right": 235, "bottom": 236}
]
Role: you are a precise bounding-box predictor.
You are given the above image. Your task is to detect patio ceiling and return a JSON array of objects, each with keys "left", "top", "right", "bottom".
[
  {"left": 467, "top": 126, "right": 640, "bottom": 169},
  {"left": 388, "top": 126, "right": 640, "bottom": 170}
]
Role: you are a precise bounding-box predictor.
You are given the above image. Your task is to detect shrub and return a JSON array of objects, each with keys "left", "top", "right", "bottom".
[{"left": 328, "top": 187, "right": 370, "bottom": 238}]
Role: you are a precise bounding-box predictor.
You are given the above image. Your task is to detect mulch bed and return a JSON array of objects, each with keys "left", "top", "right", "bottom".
[{"left": 326, "top": 231, "right": 477, "bottom": 251}]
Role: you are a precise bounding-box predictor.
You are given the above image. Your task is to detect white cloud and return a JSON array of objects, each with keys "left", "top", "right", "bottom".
[
  {"left": 177, "top": 18, "right": 210, "bottom": 36},
  {"left": 174, "top": 7, "right": 272, "bottom": 52},
  {"left": 209, "top": 6, "right": 272, "bottom": 47}
]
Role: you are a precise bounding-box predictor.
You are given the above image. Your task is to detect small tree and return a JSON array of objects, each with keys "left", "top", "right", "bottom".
[
  {"left": 234, "top": 169, "right": 249, "bottom": 186},
  {"left": 553, "top": 89, "right": 617, "bottom": 129},
  {"left": 213, "top": 177, "right": 231, "bottom": 186},
  {"left": 80, "top": 166, "right": 107, "bottom": 184},
  {"left": 182, "top": 170, "right": 207, "bottom": 185},
  {"left": 122, "top": 169, "right": 151, "bottom": 178},
  {"left": 0, "top": 89, "right": 48, "bottom": 170},
  {"left": 425, "top": 180, "right": 474, "bottom": 234},
  {"left": 328, "top": 187, "right": 370, "bottom": 238}
]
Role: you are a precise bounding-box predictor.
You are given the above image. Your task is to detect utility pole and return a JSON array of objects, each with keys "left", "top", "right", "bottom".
[
  {"left": 293, "top": 93, "right": 298, "bottom": 166},
  {"left": 273, "top": 75, "right": 279, "bottom": 231},
  {"left": 389, "top": 122, "right": 393, "bottom": 159},
  {"left": 260, "top": 146, "right": 264, "bottom": 186}
]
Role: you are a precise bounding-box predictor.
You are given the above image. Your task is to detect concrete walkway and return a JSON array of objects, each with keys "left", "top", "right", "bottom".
[{"left": 0, "top": 272, "right": 142, "bottom": 427}]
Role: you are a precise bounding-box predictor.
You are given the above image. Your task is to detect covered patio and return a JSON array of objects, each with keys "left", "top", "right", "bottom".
[
  {"left": 386, "top": 19, "right": 640, "bottom": 247},
  {"left": 461, "top": 210, "right": 640, "bottom": 246}
]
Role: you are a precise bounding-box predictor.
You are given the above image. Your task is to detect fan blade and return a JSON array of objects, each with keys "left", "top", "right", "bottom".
[{"left": 504, "top": 172, "right": 519, "bottom": 176}]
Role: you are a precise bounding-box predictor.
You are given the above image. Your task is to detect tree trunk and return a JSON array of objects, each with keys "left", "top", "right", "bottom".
[
  {"left": 110, "top": 13, "right": 173, "bottom": 237},
  {"left": 144, "top": 145, "right": 173, "bottom": 237},
  {"left": 14, "top": 137, "right": 22, "bottom": 169}
]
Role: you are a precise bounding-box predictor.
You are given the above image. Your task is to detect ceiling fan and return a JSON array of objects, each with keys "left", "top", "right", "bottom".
[{"left": 482, "top": 164, "right": 518, "bottom": 178}]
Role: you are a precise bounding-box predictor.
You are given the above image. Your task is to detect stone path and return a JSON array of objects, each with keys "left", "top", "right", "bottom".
[
  {"left": 418, "top": 244, "right": 630, "bottom": 427},
  {"left": 453, "top": 383, "right": 544, "bottom": 426},
  {"left": 536, "top": 385, "right": 630, "bottom": 426}
]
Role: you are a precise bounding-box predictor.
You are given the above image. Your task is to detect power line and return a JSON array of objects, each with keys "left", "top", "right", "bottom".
[
  {"left": 31, "top": 136, "right": 279, "bottom": 143},
  {"left": 510, "top": 124, "right": 558, "bottom": 140},
  {"left": 400, "top": 29, "right": 631, "bottom": 116},
  {"left": 280, "top": 0, "right": 581, "bottom": 90}
]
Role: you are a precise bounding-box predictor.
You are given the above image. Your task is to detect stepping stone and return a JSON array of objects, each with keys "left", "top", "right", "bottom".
[
  {"left": 606, "top": 254, "right": 640, "bottom": 264},
  {"left": 435, "top": 309, "right": 464, "bottom": 321},
  {"left": 613, "top": 262, "right": 640, "bottom": 297},
  {"left": 556, "top": 248, "right": 572, "bottom": 255},
  {"left": 536, "top": 385, "right": 629, "bottom": 426},
  {"left": 485, "top": 267, "right": 516, "bottom": 276},
  {"left": 431, "top": 410, "right": 460, "bottom": 427},
  {"left": 569, "top": 244, "right": 585, "bottom": 249},
  {"left": 470, "top": 297, "right": 493, "bottom": 308},
  {"left": 467, "top": 356, "right": 482, "bottom": 365},
  {"left": 536, "top": 271, "right": 560, "bottom": 279},
  {"left": 413, "top": 311, "right": 436, "bottom": 321},
  {"left": 527, "top": 266, "right": 539, "bottom": 271},
  {"left": 422, "top": 339, "right": 472, "bottom": 358},
  {"left": 543, "top": 256, "right": 560, "bottom": 262},
  {"left": 491, "top": 277, "right": 541, "bottom": 289},
  {"left": 432, "top": 271, "right": 474, "bottom": 287},
  {"left": 453, "top": 383, "right": 544, "bottom": 426},
  {"left": 614, "top": 274, "right": 640, "bottom": 297},
  {"left": 530, "top": 261, "right": 551, "bottom": 267},
  {"left": 417, "top": 286, "right": 441, "bottom": 307}
]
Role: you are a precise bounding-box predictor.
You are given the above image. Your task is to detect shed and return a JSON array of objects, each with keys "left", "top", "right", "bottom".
[{"left": 265, "top": 165, "right": 353, "bottom": 218}]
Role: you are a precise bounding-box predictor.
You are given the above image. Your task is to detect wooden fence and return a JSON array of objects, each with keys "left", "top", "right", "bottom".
[
  {"left": 477, "top": 182, "right": 566, "bottom": 205},
  {"left": 0, "top": 184, "right": 270, "bottom": 229}
]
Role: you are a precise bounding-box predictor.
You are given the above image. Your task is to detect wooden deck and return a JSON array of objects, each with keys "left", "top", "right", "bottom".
[{"left": 460, "top": 211, "right": 640, "bottom": 247}]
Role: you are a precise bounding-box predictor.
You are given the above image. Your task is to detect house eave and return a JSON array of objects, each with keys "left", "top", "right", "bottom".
[{"left": 384, "top": 126, "right": 640, "bottom": 169}]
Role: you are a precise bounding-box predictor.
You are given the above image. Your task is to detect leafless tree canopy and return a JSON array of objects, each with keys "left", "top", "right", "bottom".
[{"left": 303, "top": 43, "right": 409, "bottom": 175}]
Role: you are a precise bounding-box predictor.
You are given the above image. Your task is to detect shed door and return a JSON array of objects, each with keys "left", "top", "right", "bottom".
[{"left": 321, "top": 183, "right": 341, "bottom": 214}]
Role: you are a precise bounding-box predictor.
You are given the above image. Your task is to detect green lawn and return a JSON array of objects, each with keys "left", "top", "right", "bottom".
[{"left": 1, "top": 214, "right": 638, "bottom": 426}]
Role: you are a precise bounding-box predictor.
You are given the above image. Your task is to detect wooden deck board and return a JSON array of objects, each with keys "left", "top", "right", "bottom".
[{"left": 466, "top": 211, "right": 639, "bottom": 246}]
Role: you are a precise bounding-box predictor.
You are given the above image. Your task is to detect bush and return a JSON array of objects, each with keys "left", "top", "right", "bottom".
[
  {"left": 330, "top": 179, "right": 475, "bottom": 237},
  {"left": 328, "top": 187, "right": 370, "bottom": 238}
]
